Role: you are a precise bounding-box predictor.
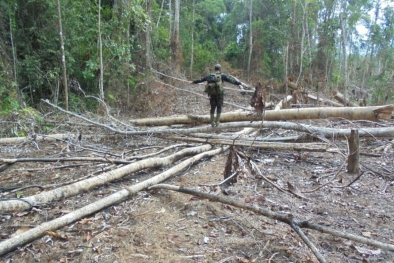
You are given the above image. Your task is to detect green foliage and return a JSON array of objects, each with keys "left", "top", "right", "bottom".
[
  {"left": 0, "top": 95, "right": 20, "bottom": 113},
  {"left": 1, "top": 0, "right": 393, "bottom": 113}
]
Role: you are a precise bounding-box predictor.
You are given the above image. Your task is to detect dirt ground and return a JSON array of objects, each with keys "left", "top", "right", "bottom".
[{"left": 1, "top": 83, "right": 394, "bottom": 263}]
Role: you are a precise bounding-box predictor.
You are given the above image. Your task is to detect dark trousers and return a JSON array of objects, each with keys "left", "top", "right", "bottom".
[{"left": 210, "top": 94, "right": 223, "bottom": 114}]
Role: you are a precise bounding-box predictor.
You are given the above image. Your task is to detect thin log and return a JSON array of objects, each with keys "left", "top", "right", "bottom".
[
  {"left": 333, "top": 91, "right": 358, "bottom": 107},
  {"left": 1, "top": 157, "right": 133, "bottom": 166},
  {"left": 307, "top": 94, "right": 343, "bottom": 107},
  {"left": 0, "top": 144, "right": 213, "bottom": 212},
  {"left": 274, "top": 95, "right": 293, "bottom": 110},
  {"left": 287, "top": 81, "right": 299, "bottom": 90},
  {"left": 163, "top": 135, "right": 334, "bottom": 152},
  {"left": 0, "top": 147, "right": 227, "bottom": 256},
  {"left": 0, "top": 133, "right": 118, "bottom": 144},
  {"left": 289, "top": 222, "right": 327, "bottom": 263},
  {"left": 149, "top": 184, "right": 394, "bottom": 252},
  {"left": 347, "top": 129, "right": 360, "bottom": 174},
  {"left": 130, "top": 105, "right": 394, "bottom": 126}
]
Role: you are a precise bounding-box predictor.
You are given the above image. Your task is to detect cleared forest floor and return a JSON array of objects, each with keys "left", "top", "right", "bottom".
[{"left": 1, "top": 83, "right": 394, "bottom": 262}]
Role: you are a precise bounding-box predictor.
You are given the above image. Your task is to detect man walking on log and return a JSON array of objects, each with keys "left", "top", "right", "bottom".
[{"left": 191, "top": 64, "right": 243, "bottom": 127}]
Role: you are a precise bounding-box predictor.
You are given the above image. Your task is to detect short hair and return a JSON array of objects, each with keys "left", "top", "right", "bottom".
[{"left": 214, "top": 64, "right": 221, "bottom": 70}]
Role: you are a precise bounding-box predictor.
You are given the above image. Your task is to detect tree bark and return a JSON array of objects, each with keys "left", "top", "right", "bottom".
[
  {"left": 347, "top": 129, "right": 360, "bottom": 174},
  {"left": 170, "top": 0, "right": 182, "bottom": 74},
  {"left": 130, "top": 105, "right": 394, "bottom": 126}
]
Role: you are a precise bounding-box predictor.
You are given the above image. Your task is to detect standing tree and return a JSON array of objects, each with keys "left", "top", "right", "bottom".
[
  {"left": 145, "top": 0, "right": 152, "bottom": 70},
  {"left": 190, "top": 0, "right": 195, "bottom": 77},
  {"left": 247, "top": 0, "right": 253, "bottom": 81},
  {"left": 98, "top": 0, "right": 104, "bottom": 101},
  {"left": 171, "top": 0, "right": 182, "bottom": 74},
  {"left": 57, "top": 0, "right": 68, "bottom": 110},
  {"left": 339, "top": 0, "right": 349, "bottom": 104}
]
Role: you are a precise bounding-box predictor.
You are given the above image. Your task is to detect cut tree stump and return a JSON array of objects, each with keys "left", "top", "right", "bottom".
[{"left": 347, "top": 129, "right": 360, "bottom": 174}]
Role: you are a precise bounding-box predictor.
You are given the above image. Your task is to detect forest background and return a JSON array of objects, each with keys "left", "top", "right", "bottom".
[{"left": 0, "top": 0, "right": 393, "bottom": 121}]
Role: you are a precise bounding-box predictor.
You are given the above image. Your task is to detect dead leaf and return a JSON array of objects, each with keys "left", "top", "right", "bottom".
[
  {"left": 79, "top": 217, "right": 94, "bottom": 225},
  {"left": 12, "top": 226, "right": 31, "bottom": 237},
  {"left": 85, "top": 232, "right": 93, "bottom": 241},
  {"left": 44, "top": 230, "right": 68, "bottom": 240}
]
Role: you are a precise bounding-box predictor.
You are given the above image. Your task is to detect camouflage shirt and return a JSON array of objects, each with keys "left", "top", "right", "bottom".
[{"left": 192, "top": 72, "right": 241, "bottom": 86}]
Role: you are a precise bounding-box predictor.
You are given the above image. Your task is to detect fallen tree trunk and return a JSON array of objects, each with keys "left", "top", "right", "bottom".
[
  {"left": 0, "top": 157, "right": 133, "bottom": 166},
  {"left": 0, "top": 146, "right": 228, "bottom": 256},
  {"left": 333, "top": 91, "right": 359, "bottom": 107},
  {"left": 0, "top": 133, "right": 120, "bottom": 144},
  {"left": 0, "top": 144, "right": 213, "bottom": 212},
  {"left": 275, "top": 95, "right": 293, "bottom": 110},
  {"left": 163, "top": 135, "right": 334, "bottom": 152},
  {"left": 130, "top": 105, "right": 394, "bottom": 126},
  {"left": 307, "top": 94, "right": 343, "bottom": 107}
]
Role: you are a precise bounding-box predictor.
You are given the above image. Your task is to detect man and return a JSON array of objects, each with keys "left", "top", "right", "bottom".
[{"left": 191, "top": 64, "right": 243, "bottom": 127}]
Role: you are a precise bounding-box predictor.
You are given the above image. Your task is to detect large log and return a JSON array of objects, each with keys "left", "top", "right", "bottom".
[
  {"left": 130, "top": 105, "right": 394, "bottom": 126},
  {"left": 0, "top": 144, "right": 213, "bottom": 212}
]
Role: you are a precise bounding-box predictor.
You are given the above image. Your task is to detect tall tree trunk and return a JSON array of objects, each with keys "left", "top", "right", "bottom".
[
  {"left": 368, "top": 1, "right": 380, "bottom": 77},
  {"left": 296, "top": 1, "right": 306, "bottom": 84},
  {"left": 247, "top": 0, "right": 253, "bottom": 81},
  {"left": 171, "top": 0, "right": 182, "bottom": 74},
  {"left": 145, "top": 0, "right": 152, "bottom": 70},
  {"left": 9, "top": 14, "right": 22, "bottom": 105},
  {"left": 339, "top": 1, "right": 348, "bottom": 104},
  {"left": 98, "top": 0, "right": 104, "bottom": 100},
  {"left": 56, "top": 0, "right": 68, "bottom": 110},
  {"left": 190, "top": 0, "right": 195, "bottom": 78},
  {"left": 169, "top": 0, "right": 172, "bottom": 43},
  {"left": 156, "top": 0, "right": 165, "bottom": 28}
]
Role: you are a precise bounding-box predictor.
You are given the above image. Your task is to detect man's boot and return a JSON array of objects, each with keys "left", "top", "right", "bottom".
[
  {"left": 215, "top": 113, "right": 221, "bottom": 127},
  {"left": 210, "top": 114, "right": 215, "bottom": 127}
]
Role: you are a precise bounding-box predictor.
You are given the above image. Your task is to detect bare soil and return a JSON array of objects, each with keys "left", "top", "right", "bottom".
[{"left": 1, "top": 83, "right": 394, "bottom": 263}]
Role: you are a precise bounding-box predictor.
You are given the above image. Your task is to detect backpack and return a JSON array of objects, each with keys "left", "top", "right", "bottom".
[{"left": 204, "top": 73, "right": 223, "bottom": 96}]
